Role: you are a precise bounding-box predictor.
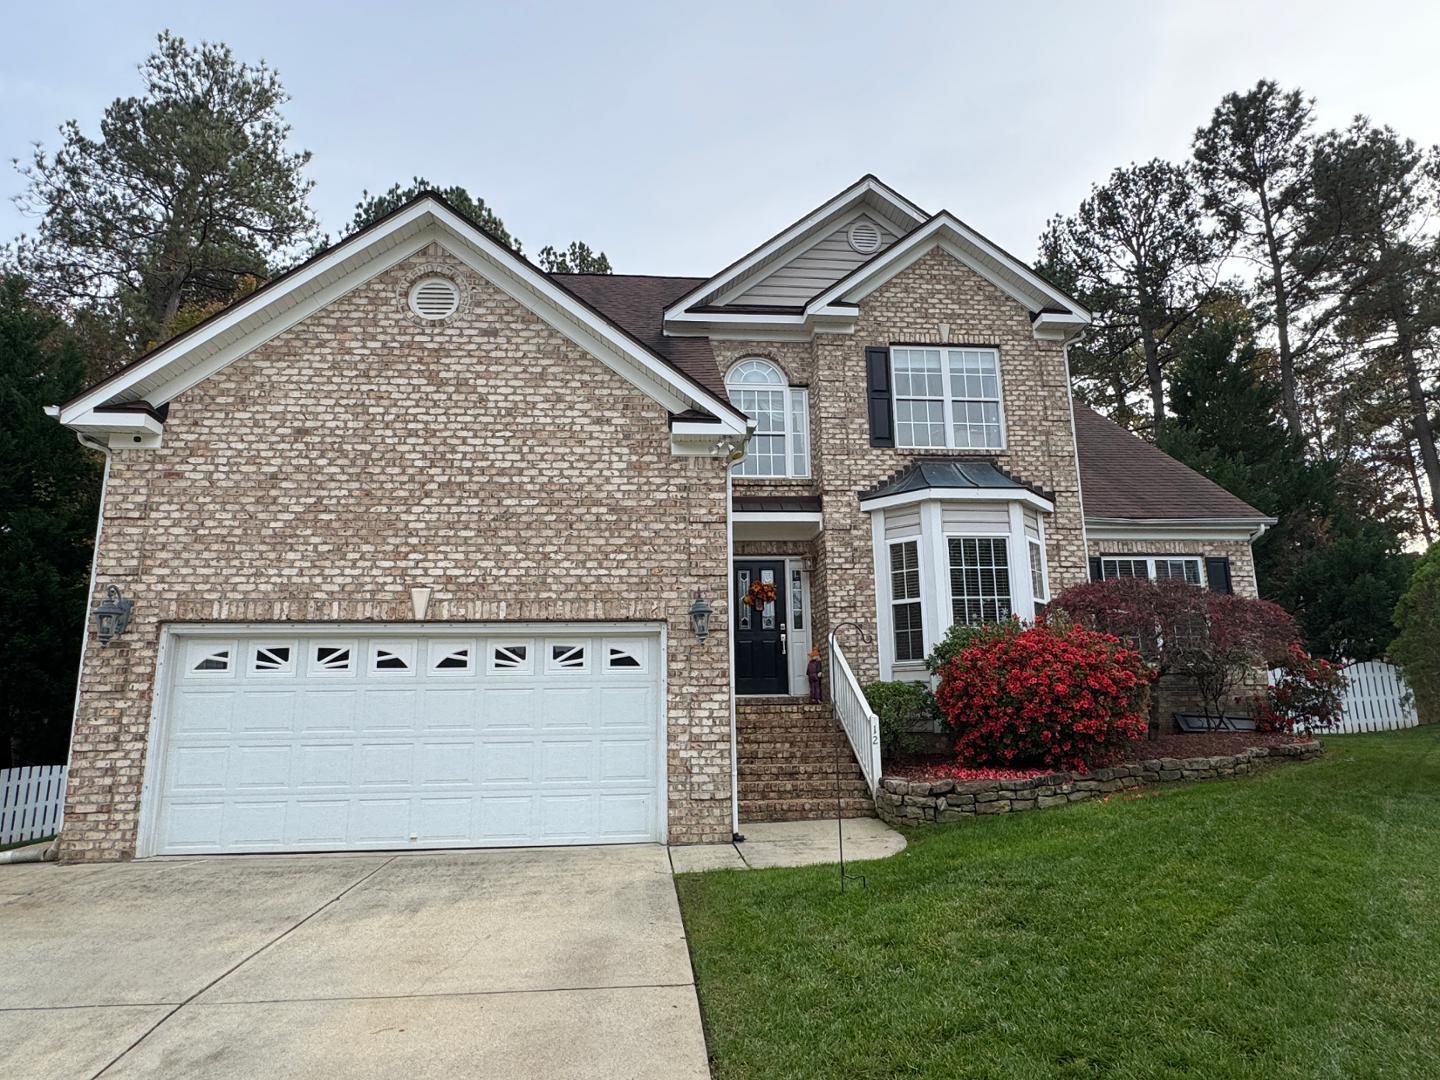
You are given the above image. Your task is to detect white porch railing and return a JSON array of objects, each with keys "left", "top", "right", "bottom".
[
  {"left": 829, "top": 632, "right": 882, "bottom": 793},
  {"left": 1, "top": 765, "right": 67, "bottom": 846},
  {"left": 1268, "top": 660, "right": 1421, "bottom": 734}
]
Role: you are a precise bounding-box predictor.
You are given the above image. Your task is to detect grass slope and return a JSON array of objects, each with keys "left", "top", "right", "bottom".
[{"left": 676, "top": 729, "right": 1440, "bottom": 1079}]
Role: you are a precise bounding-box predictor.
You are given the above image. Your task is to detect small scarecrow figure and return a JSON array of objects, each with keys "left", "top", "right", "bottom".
[{"left": 806, "top": 646, "right": 823, "bottom": 703}]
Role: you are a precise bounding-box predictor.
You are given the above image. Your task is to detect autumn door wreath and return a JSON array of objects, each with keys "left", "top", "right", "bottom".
[{"left": 743, "top": 580, "right": 778, "bottom": 610}]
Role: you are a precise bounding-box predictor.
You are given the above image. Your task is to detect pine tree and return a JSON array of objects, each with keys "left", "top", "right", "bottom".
[
  {"left": 8, "top": 32, "right": 317, "bottom": 362},
  {"left": 1159, "top": 307, "right": 1411, "bottom": 658}
]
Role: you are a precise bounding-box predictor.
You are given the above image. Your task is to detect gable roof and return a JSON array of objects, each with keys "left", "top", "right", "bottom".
[
  {"left": 663, "top": 175, "right": 928, "bottom": 319},
  {"left": 805, "top": 211, "right": 1090, "bottom": 324},
  {"left": 57, "top": 194, "right": 748, "bottom": 435},
  {"left": 1072, "top": 405, "right": 1270, "bottom": 522}
]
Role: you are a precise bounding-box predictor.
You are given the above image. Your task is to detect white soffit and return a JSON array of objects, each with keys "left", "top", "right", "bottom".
[{"left": 58, "top": 197, "right": 748, "bottom": 436}]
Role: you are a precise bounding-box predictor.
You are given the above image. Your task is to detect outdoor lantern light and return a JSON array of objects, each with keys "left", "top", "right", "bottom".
[
  {"left": 93, "top": 585, "right": 133, "bottom": 647},
  {"left": 688, "top": 593, "right": 713, "bottom": 641}
]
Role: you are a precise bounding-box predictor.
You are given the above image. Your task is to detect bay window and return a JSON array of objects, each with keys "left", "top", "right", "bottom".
[{"left": 726, "top": 358, "right": 810, "bottom": 477}]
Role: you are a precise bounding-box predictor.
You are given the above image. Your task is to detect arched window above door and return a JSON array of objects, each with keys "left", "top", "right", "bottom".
[{"left": 725, "top": 359, "right": 810, "bottom": 478}]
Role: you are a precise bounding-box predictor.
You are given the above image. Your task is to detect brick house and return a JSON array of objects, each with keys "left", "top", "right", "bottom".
[{"left": 49, "top": 177, "right": 1272, "bottom": 861}]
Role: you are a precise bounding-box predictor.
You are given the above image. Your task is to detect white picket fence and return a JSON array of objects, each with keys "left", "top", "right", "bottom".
[
  {"left": 1268, "top": 660, "right": 1421, "bottom": 734},
  {"left": 0, "top": 765, "right": 67, "bottom": 846}
]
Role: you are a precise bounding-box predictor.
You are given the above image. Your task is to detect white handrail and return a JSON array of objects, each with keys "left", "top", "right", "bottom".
[{"left": 829, "top": 632, "right": 882, "bottom": 793}]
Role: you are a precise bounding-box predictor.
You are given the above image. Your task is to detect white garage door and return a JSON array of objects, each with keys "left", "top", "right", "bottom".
[{"left": 145, "top": 629, "right": 663, "bottom": 855}]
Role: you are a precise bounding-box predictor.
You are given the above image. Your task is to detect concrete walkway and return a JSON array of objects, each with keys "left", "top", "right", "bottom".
[
  {"left": 669, "top": 817, "right": 906, "bottom": 873},
  {"left": 0, "top": 846, "right": 709, "bottom": 1079}
]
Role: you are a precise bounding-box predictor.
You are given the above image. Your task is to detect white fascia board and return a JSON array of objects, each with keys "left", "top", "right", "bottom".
[
  {"left": 713, "top": 205, "right": 880, "bottom": 307},
  {"left": 1086, "top": 517, "right": 1276, "bottom": 542},
  {"left": 663, "top": 177, "right": 927, "bottom": 320},
  {"left": 806, "top": 214, "right": 1090, "bottom": 323},
  {"left": 59, "top": 202, "right": 437, "bottom": 423},
  {"left": 663, "top": 312, "right": 858, "bottom": 341},
  {"left": 420, "top": 205, "right": 747, "bottom": 431},
  {"left": 732, "top": 511, "right": 823, "bottom": 525},
  {"left": 59, "top": 197, "right": 748, "bottom": 436},
  {"left": 732, "top": 511, "right": 823, "bottom": 541},
  {"left": 859, "top": 488, "right": 1056, "bottom": 515}
]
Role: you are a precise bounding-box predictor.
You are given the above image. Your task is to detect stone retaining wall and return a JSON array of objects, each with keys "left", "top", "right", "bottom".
[{"left": 876, "top": 742, "right": 1323, "bottom": 826}]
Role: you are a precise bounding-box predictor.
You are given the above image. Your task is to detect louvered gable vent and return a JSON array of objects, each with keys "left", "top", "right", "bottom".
[
  {"left": 847, "top": 219, "right": 882, "bottom": 254},
  {"left": 408, "top": 276, "right": 460, "bottom": 319}
]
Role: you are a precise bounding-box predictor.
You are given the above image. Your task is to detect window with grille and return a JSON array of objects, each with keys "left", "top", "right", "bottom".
[
  {"left": 948, "top": 537, "right": 1013, "bottom": 625},
  {"left": 726, "top": 358, "right": 810, "bottom": 477},
  {"left": 891, "top": 347, "right": 1004, "bottom": 449},
  {"left": 889, "top": 540, "right": 924, "bottom": 662},
  {"left": 1101, "top": 556, "right": 1203, "bottom": 585}
]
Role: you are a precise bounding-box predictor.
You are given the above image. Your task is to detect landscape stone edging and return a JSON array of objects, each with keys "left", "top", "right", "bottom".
[{"left": 875, "top": 741, "right": 1324, "bottom": 826}]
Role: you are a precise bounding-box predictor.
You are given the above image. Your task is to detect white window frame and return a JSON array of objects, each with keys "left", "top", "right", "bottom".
[
  {"left": 888, "top": 540, "right": 925, "bottom": 664},
  {"left": 890, "top": 346, "right": 1006, "bottom": 450},
  {"left": 725, "top": 358, "right": 810, "bottom": 478},
  {"left": 1029, "top": 538, "right": 1048, "bottom": 603},
  {"left": 1100, "top": 555, "right": 1204, "bottom": 585},
  {"left": 945, "top": 535, "right": 1014, "bottom": 626}
]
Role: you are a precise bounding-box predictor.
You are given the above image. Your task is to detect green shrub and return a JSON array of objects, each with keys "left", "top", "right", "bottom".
[
  {"left": 925, "top": 618, "right": 1020, "bottom": 675},
  {"left": 863, "top": 680, "right": 938, "bottom": 759},
  {"left": 1391, "top": 544, "right": 1440, "bottom": 724}
]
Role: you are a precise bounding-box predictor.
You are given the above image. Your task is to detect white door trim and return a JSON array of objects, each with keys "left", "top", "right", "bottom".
[{"left": 136, "top": 620, "right": 669, "bottom": 858}]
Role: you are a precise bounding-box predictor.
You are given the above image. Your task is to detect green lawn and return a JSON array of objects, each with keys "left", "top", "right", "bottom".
[{"left": 676, "top": 729, "right": 1440, "bottom": 1079}]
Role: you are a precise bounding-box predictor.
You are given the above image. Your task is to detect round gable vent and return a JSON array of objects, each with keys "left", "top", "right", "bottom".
[
  {"left": 847, "top": 219, "right": 882, "bottom": 255},
  {"left": 408, "top": 276, "right": 460, "bottom": 319}
]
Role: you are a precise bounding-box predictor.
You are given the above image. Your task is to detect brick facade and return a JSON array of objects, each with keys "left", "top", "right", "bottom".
[
  {"left": 719, "top": 247, "right": 1089, "bottom": 683},
  {"left": 62, "top": 245, "right": 734, "bottom": 861}
]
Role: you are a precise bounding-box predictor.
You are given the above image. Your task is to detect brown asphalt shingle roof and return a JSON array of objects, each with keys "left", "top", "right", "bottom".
[
  {"left": 558, "top": 274, "right": 1269, "bottom": 524},
  {"left": 1072, "top": 404, "right": 1268, "bottom": 521},
  {"left": 554, "top": 274, "right": 726, "bottom": 399}
]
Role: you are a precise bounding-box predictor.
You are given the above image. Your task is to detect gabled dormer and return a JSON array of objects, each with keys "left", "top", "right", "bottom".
[{"left": 664, "top": 175, "right": 1089, "bottom": 343}]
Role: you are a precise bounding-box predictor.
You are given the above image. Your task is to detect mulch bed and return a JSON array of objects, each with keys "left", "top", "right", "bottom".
[{"left": 888, "top": 730, "right": 1318, "bottom": 783}]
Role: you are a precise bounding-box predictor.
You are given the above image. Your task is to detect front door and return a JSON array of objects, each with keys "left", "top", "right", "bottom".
[{"left": 734, "top": 560, "right": 788, "bottom": 695}]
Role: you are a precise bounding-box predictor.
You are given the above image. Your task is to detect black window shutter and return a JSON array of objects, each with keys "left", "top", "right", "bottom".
[
  {"left": 1088, "top": 556, "right": 1103, "bottom": 582},
  {"left": 866, "top": 346, "right": 894, "bottom": 448},
  {"left": 1205, "top": 556, "right": 1233, "bottom": 594}
]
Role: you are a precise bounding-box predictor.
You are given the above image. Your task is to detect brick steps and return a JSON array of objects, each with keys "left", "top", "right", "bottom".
[{"left": 736, "top": 698, "right": 874, "bottom": 824}]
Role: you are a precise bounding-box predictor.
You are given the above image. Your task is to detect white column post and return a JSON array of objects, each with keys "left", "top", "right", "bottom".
[
  {"left": 921, "top": 500, "right": 948, "bottom": 652},
  {"left": 1008, "top": 501, "right": 1036, "bottom": 622}
]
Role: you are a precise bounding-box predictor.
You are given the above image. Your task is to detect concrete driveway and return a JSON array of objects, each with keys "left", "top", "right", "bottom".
[{"left": 0, "top": 846, "right": 709, "bottom": 1079}]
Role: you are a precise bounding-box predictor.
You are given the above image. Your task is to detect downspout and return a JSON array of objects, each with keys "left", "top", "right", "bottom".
[
  {"left": 54, "top": 420, "right": 114, "bottom": 856},
  {"left": 1061, "top": 336, "right": 1091, "bottom": 569},
  {"left": 724, "top": 450, "right": 741, "bottom": 840}
]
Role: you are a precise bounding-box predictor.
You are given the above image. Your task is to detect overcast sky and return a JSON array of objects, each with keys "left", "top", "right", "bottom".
[{"left": 4, "top": 1, "right": 1438, "bottom": 275}]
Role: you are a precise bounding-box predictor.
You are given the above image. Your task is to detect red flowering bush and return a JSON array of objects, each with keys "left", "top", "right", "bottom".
[
  {"left": 1255, "top": 644, "right": 1348, "bottom": 733},
  {"left": 933, "top": 618, "right": 1151, "bottom": 772}
]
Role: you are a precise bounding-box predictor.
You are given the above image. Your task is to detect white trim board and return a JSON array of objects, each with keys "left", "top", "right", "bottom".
[
  {"left": 664, "top": 176, "right": 928, "bottom": 320},
  {"left": 136, "top": 619, "right": 670, "bottom": 858},
  {"left": 58, "top": 197, "right": 748, "bottom": 441},
  {"left": 1085, "top": 517, "right": 1275, "bottom": 542}
]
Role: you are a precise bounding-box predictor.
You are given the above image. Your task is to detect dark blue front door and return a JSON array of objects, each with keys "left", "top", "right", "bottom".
[{"left": 734, "top": 560, "right": 787, "bottom": 695}]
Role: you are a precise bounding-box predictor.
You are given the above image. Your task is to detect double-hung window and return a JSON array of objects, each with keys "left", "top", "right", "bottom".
[
  {"left": 892, "top": 347, "right": 1004, "bottom": 449},
  {"left": 726, "top": 358, "right": 810, "bottom": 477},
  {"left": 1100, "top": 556, "right": 1203, "bottom": 585},
  {"left": 948, "top": 537, "right": 1013, "bottom": 625},
  {"left": 889, "top": 540, "right": 924, "bottom": 663}
]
